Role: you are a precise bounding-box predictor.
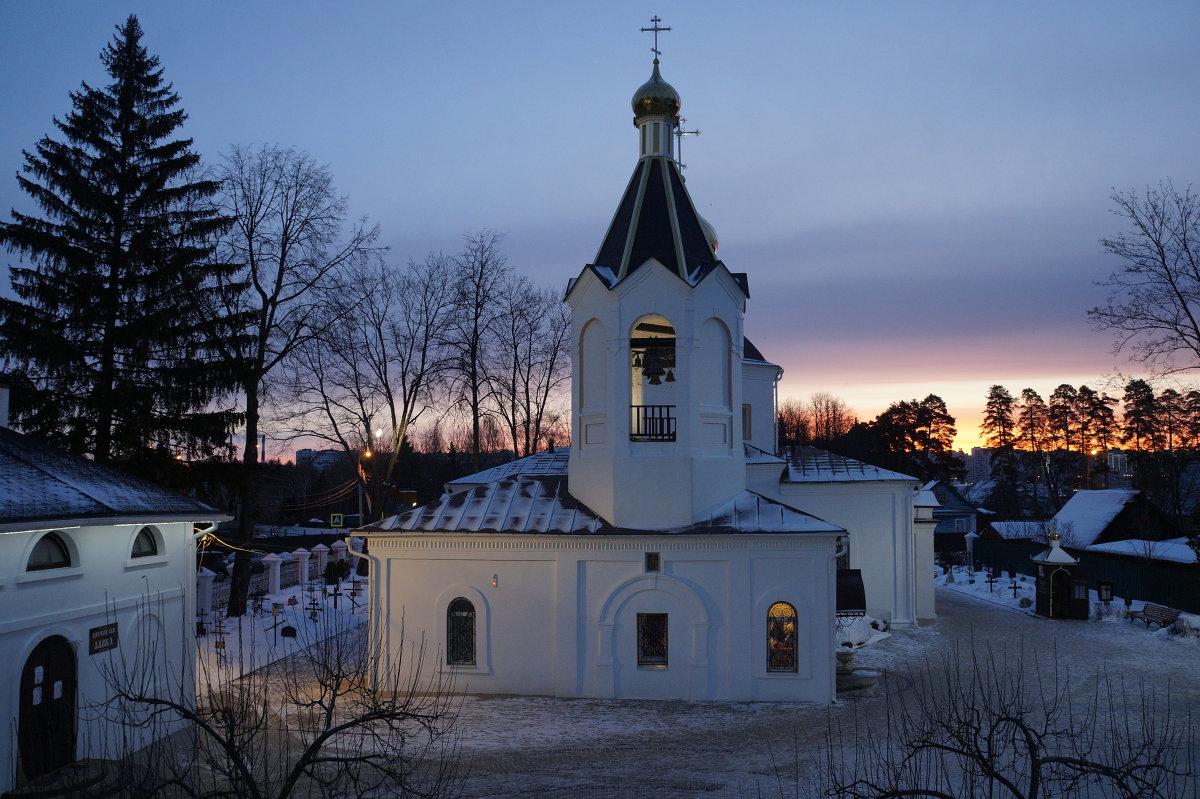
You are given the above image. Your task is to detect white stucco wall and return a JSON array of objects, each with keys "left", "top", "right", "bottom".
[
  {"left": 760, "top": 481, "right": 921, "bottom": 627},
  {"left": 0, "top": 520, "right": 199, "bottom": 792},
  {"left": 363, "top": 532, "right": 840, "bottom": 703},
  {"left": 740, "top": 361, "right": 781, "bottom": 452},
  {"left": 567, "top": 261, "right": 748, "bottom": 529}
]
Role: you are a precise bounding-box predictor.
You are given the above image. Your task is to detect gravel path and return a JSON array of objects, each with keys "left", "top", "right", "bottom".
[{"left": 452, "top": 588, "right": 1200, "bottom": 799}]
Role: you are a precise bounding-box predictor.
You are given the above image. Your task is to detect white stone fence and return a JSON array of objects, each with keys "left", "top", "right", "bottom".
[{"left": 198, "top": 538, "right": 364, "bottom": 619}]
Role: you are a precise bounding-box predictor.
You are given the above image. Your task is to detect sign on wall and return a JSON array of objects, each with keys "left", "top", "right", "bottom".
[{"left": 88, "top": 623, "right": 118, "bottom": 655}]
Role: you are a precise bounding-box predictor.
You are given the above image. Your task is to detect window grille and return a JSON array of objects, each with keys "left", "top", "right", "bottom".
[
  {"left": 637, "top": 613, "right": 668, "bottom": 667},
  {"left": 447, "top": 598, "right": 476, "bottom": 665}
]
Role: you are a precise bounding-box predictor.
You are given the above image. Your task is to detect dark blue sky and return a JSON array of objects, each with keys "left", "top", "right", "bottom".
[{"left": 3, "top": 1, "right": 1198, "bottom": 446}]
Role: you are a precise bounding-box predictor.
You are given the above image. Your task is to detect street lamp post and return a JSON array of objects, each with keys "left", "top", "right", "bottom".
[{"left": 358, "top": 448, "right": 372, "bottom": 525}]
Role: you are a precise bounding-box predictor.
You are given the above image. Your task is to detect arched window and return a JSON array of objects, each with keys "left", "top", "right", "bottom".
[
  {"left": 767, "top": 601, "right": 798, "bottom": 673},
  {"left": 447, "top": 598, "right": 476, "bottom": 665},
  {"left": 27, "top": 532, "right": 71, "bottom": 572},
  {"left": 630, "top": 314, "right": 677, "bottom": 442},
  {"left": 131, "top": 526, "right": 159, "bottom": 558}
]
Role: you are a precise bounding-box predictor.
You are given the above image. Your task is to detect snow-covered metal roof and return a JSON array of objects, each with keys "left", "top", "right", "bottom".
[
  {"left": 1088, "top": 537, "right": 1197, "bottom": 564},
  {"left": 1052, "top": 490, "right": 1138, "bottom": 548},
  {"left": 448, "top": 444, "right": 789, "bottom": 489},
  {"left": 1031, "top": 535, "right": 1079, "bottom": 565},
  {"left": 446, "top": 447, "right": 571, "bottom": 489},
  {"left": 359, "top": 475, "right": 843, "bottom": 537},
  {"left": 914, "top": 489, "right": 940, "bottom": 508},
  {"left": 782, "top": 446, "right": 916, "bottom": 483},
  {"left": 0, "top": 426, "right": 223, "bottom": 529},
  {"left": 743, "top": 444, "right": 785, "bottom": 465},
  {"left": 989, "top": 520, "right": 1046, "bottom": 540}
]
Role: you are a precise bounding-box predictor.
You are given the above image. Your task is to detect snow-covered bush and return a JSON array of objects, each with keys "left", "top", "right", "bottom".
[{"left": 1167, "top": 614, "right": 1200, "bottom": 638}]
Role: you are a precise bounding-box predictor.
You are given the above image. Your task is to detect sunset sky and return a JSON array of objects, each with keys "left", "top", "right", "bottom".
[{"left": 3, "top": 1, "right": 1199, "bottom": 451}]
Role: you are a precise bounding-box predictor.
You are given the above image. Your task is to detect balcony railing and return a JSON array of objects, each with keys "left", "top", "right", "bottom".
[{"left": 631, "top": 404, "right": 676, "bottom": 441}]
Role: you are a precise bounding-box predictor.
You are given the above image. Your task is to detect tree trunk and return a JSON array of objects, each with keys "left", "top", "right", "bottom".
[{"left": 226, "top": 379, "right": 260, "bottom": 617}]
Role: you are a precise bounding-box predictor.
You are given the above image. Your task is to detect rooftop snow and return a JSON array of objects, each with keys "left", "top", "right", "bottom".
[
  {"left": 743, "top": 444, "right": 785, "bottom": 465},
  {"left": 447, "top": 447, "right": 571, "bottom": 487},
  {"left": 358, "top": 475, "right": 843, "bottom": 536},
  {"left": 783, "top": 446, "right": 916, "bottom": 483},
  {"left": 0, "top": 426, "right": 222, "bottom": 527},
  {"left": 448, "top": 443, "right": 789, "bottom": 486},
  {"left": 1087, "top": 537, "right": 1198, "bottom": 564},
  {"left": 1051, "top": 490, "right": 1138, "bottom": 548},
  {"left": 990, "top": 520, "right": 1046, "bottom": 540}
]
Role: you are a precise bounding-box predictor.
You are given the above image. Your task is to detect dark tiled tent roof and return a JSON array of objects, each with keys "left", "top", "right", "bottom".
[
  {"left": 742, "top": 337, "right": 769, "bottom": 362},
  {"left": 358, "top": 475, "right": 843, "bottom": 537},
  {"left": 594, "top": 157, "right": 718, "bottom": 282},
  {"left": 0, "top": 426, "right": 222, "bottom": 527},
  {"left": 587, "top": 156, "right": 748, "bottom": 298}
]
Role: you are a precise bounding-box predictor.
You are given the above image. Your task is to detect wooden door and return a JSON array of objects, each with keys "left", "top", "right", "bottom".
[
  {"left": 1050, "top": 570, "right": 1071, "bottom": 619},
  {"left": 18, "top": 635, "right": 77, "bottom": 781}
]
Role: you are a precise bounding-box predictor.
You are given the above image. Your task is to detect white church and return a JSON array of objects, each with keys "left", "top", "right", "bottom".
[{"left": 356, "top": 46, "right": 934, "bottom": 703}]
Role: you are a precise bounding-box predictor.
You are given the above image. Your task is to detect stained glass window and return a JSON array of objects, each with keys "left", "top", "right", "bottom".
[
  {"left": 447, "top": 598, "right": 475, "bottom": 665},
  {"left": 767, "top": 601, "right": 797, "bottom": 672},
  {"left": 637, "top": 613, "right": 668, "bottom": 667}
]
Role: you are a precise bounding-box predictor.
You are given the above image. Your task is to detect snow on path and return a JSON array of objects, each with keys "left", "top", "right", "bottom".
[{"left": 452, "top": 584, "right": 1200, "bottom": 799}]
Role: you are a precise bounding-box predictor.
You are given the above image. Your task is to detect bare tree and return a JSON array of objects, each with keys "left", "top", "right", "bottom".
[
  {"left": 818, "top": 646, "right": 1196, "bottom": 799},
  {"left": 93, "top": 605, "right": 462, "bottom": 798},
  {"left": 1091, "top": 181, "right": 1200, "bottom": 374},
  {"left": 213, "top": 144, "right": 381, "bottom": 616},
  {"left": 777, "top": 398, "right": 813, "bottom": 449},
  {"left": 485, "top": 277, "right": 571, "bottom": 457},
  {"left": 283, "top": 255, "right": 453, "bottom": 517},
  {"left": 442, "top": 231, "right": 510, "bottom": 471},
  {"left": 809, "top": 392, "right": 855, "bottom": 443}
]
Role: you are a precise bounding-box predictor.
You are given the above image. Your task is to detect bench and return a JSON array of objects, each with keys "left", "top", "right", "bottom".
[{"left": 1128, "top": 603, "right": 1182, "bottom": 628}]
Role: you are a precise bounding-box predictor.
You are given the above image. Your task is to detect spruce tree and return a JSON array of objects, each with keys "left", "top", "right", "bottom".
[
  {"left": 0, "top": 16, "right": 240, "bottom": 462},
  {"left": 981, "top": 384, "right": 1017, "bottom": 486},
  {"left": 981, "top": 385, "right": 1016, "bottom": 450}
]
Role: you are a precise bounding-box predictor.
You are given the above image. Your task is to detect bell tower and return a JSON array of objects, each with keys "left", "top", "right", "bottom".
[{"left": 566, "top": 28, "right": 748, "bottom": 529}]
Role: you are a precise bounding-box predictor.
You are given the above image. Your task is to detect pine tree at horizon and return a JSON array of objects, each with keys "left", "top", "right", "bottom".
[{"left": 0, "top": 15, "right": 243, "bottom": 463}]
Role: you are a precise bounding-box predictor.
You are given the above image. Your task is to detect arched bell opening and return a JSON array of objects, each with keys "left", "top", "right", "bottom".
[{"left": 629, "top": 314, "right": 676, "bottom": 441}]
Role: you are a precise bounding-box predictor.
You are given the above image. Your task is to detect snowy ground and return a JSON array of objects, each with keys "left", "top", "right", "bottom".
[
  {"left": 449, "top": 582, "right": 1200, "bottom": 799},
  {"left": 196, "top": 578, "right": 367, "bottom": 688},
  {"left": 194, "top": 573, "right": 1199, "bottom": 798}
]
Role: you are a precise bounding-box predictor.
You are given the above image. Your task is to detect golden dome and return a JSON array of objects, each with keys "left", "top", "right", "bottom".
[
  {"left": 631, "top": 59, "right": 680, "bottom": 120},
  {"left": 697, "top": 213, "right": 718, "bottom": 255}
]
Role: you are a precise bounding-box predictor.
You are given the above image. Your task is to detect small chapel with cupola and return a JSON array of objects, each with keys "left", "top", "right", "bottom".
[{"left": 357, "top": 24, "right": 933, "bottom": 703}]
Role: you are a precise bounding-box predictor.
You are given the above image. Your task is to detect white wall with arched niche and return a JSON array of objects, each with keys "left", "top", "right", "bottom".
[
  {"left": 579, "top": 318, "right": 609, "bottom": 448},
  {"left": 0, "top": 520, "right": 200, "bottom": 793},
  {"left": 363, "top": 533, "right": 839, "bottom": 704},
  {"left": 698, "top": 317, "right": 732, "bottom": 410}
]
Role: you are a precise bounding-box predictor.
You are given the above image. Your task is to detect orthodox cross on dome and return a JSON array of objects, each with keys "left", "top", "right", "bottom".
[
  {"left": 675, "top": 118, "right": 700, "bottom": 170},
  {"left": 641, "top": 15, "right": 671, "bottom": 58}
]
